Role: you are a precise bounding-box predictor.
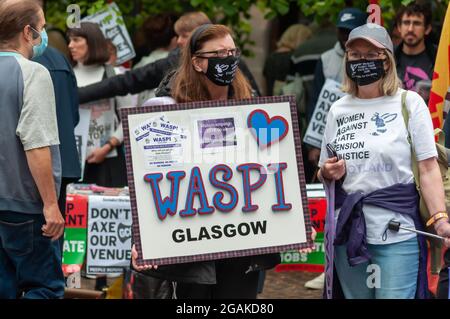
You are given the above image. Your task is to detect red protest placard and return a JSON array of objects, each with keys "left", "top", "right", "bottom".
[
  {"left": 65, "top": 194, "right": 88, "bottom": 228},
  {"left": 308, "top": 198, "right": 326, "bottom": 233}
]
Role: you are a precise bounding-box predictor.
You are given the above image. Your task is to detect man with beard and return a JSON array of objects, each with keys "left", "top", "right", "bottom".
[{"left": 395, "top": 3, "right": 436, "bottom": 98}]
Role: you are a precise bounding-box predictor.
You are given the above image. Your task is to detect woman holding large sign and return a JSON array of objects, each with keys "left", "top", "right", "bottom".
[
  {"left": 319, "top": 23, "right": 450, "bottom": 299},
  {"left": 130, "top": 24, "right": 314, "bottom": 299}
]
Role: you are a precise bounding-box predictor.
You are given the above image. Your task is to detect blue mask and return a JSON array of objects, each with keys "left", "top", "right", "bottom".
[{"left": 31, "top": 27, "right": 48, "bottom": 58}]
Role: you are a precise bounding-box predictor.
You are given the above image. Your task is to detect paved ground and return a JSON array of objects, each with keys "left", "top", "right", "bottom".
[
  {"left": 78, "top": 270, "right": 323, "bottom": 299},
  {"left": 259, "top": 270, "right": 323, "bottom": 299}
]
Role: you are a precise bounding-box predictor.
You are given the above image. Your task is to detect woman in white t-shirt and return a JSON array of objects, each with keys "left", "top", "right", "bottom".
[
  {"left": 318, "top": 23, "right": 450, "bottom": 299},
  {"left": 68, "top": 22, "right": 132, "bottom": 188}
]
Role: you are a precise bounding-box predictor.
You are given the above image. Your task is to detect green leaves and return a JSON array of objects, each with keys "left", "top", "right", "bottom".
[
  {"left": 222, "top": 3, "right": 238, "bottom": 16},
  {"left": 44, "top": 0, "right": 450, "bottom": 57},
  {"left": 105, "top": 13, "right": 113, "bottom": 23},
  {"left": 401, "top": 0, "right": 414, "bottom": 6},
  {"left": 191, "top": 0, "right": 204, "bottom": 7},
  {"left": 86, "top": 0, "right": 107, "bottom": 16},
  {"left": 273, "top": 0, "right": 290, "bottom": 15}
]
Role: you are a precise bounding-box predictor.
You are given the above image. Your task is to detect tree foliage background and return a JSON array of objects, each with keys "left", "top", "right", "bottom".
[{"left": 45, "top": 0, "right": 450, "bottom": 56}]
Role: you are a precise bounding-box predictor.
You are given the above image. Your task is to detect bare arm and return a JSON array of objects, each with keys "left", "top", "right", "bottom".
[
  {"left": 25, "top": 146, "right": 64, "bottom": 241},
  {"left": 418, "top": 157, "right": 446, "bottom": 217},
  {"left": 418, "top": 157, "right": 450, "bottom": 246}
]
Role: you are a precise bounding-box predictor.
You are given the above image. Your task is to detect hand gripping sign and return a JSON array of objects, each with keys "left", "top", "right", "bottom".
[{"left": 121, "top": 96, "right": 314, "bottom": 266}]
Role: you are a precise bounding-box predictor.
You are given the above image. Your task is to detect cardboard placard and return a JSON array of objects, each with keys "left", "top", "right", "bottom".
[
  {"left": 277, "top": 184, "right": 326, "bottom": 272},
  {"left": 74, "top": 108, "right": 90, "bottom": 179},
  {"left": 121, "top": 96, "right": 313, "bottom": 266},
  {"left": 83, "top": 2, "right": 135, "bottom": 64},
  {"left": 62, "top": 194, "right": 88, "bottom": 274},
  {"left": 304, "top": 79, "right": 345, "bottom": 148},
  {"left": 86, "top": 195, "right": 132, "bottom": 274}
]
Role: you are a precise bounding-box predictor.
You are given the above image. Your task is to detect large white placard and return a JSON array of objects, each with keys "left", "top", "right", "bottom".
[
  {"left": 86, "top": 195, "right": 132, "bottom": 274},
  {"left": 83, "top": 2, "right": 135, "bottom": 65},
  {"left": 122, "top": 97, "right": 313, "bottom": 265}
]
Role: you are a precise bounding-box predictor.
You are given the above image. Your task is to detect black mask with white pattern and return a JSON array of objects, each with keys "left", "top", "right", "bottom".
[
  {"left": 346, "top": 59, "right": 385, "bottom": 86},
  {"left": 204, "top": 55, "right": 240, "bottom": 86}
]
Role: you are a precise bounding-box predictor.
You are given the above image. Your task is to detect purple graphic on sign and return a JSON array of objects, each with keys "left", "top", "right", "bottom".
[{"left": 198, "top": 118, "right": 237, "bottom": 149}]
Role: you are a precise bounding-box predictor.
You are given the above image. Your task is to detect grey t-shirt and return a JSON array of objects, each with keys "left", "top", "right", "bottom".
[{"left": 0, "top": 52, "right": 60, "bottom": 214}]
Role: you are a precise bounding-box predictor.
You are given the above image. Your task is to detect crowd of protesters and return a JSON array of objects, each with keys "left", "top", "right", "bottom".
[{"left": 1, "top": 0, "right": 450, "bottom": 300}]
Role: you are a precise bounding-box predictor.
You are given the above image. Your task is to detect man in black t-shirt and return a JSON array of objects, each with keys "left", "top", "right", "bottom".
[{"left": 394, "top": 3, "right": 436, "bottom": 102}]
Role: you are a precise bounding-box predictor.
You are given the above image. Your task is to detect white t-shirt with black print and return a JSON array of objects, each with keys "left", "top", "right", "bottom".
[
  {"left": 74, "top": 63, "right": 133, "bottom": 158},
  {"left": 319, "top": 88, "right": 437, "bottom": 244}
]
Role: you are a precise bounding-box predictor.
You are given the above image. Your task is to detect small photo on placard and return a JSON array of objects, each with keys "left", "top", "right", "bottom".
[
  {"left": 198, "top": 117, "right": 237, "bottom": 149},
  {"left": 192, "top": 112, "right": 243, "bottom": 154}
]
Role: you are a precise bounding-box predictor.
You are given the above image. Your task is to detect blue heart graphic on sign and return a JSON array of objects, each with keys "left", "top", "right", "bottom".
[{"left": 247, "top": 109, "right": 289, "bottom": 148}]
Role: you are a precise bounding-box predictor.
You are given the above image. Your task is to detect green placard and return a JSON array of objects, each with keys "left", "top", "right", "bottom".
[
  {"left": 280, "top": 232, "right": 324, "bottom": 265},
  {"left": 63, "top": 227, "right": 87, "bottom": 266}
]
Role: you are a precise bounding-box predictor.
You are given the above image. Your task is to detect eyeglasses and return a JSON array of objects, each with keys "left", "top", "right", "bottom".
[
  {"left": 29, "top": 26, "right": 45, "bottom": 37},
  {"left": 346, "top": 50, "right": 385, "bottom": 60},
  {"left": 401, "top": 20, "right": 425, "bottom": 28},
  {"left": 195, "top": 48, "right": 241, "bottom": 58}
]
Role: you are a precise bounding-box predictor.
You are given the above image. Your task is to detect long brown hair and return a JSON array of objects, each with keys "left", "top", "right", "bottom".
[{"left": 171, "top": 24, "right": 252, "bottom": 103}]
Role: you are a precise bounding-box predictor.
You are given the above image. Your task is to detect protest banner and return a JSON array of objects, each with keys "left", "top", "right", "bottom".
[
  {"left": 63, "top": 194, "right": 88, "bottom": 274},
  {"left": 121, "top": 96, "right": 314, "bottom": 266},
  {"left": 277, "top": 184, "right": 326, "bottom": 272},
  {"left": 277, "top": 233, "right": 325, "bottom": 272},
  {"left": 74, "top": 108, "right": 90, "bottom": 178},
  {"left": 83, "top": 2, "right": 135, "bottom": 65},
  {"left": 304, "top": 79, "right": 345, "bottom": 148},
  {"left": 86, "top": 195, "right": 132, "bottom": 274}
]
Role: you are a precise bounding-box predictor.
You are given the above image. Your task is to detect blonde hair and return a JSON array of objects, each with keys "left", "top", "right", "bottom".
[
  {"left": 174, "top": 12, "right": 211, "bottom": 35},
  {"left": 342, "top": 49, "right": 401, "bottom": 96},
  {"left": 277, "top": 24, "right": 312, "bottom": 51}
]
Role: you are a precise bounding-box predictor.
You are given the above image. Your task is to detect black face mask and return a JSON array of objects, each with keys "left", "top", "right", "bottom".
[
  {"left": 204, "top": 55, "right": 239, "bottom": 86},
  {"left": 345, "top": 59, "right": 385, "bottom": 86}
]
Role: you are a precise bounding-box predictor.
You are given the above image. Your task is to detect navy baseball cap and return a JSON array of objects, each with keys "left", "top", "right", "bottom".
[{"left": 336, "top": 8, "right": 367, "bottom": 30}]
